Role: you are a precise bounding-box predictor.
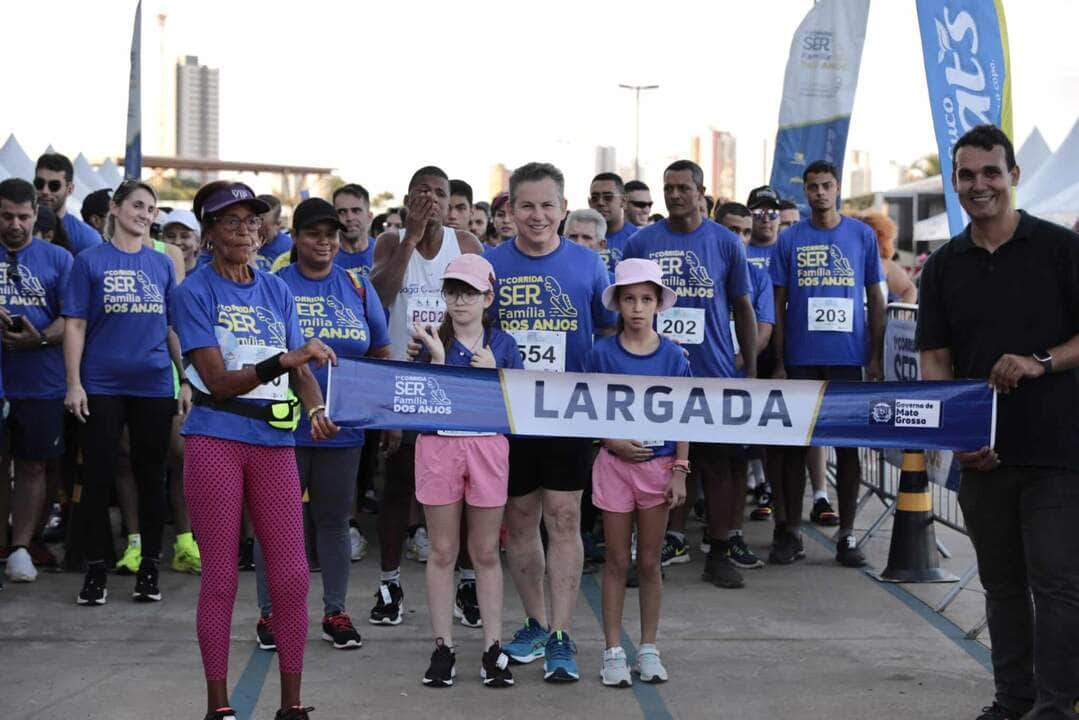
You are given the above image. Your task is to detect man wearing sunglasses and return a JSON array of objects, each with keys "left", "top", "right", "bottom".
[
  {"left": 745, "top": 185, "right": 783, "bottom": 271},
  {"left": 587, "top": 173, "right": 638, "bottom": 273},
  {"left": 34, "top": 153, "right": 102, "bottom": 255},
  {"left": 624, "top": 180, "right": 654, "bottom": 227}
]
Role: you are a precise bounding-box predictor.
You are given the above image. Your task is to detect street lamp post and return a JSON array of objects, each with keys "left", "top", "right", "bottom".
[{"left": 619, "top": 84, "right": 659, "bottom": 181}]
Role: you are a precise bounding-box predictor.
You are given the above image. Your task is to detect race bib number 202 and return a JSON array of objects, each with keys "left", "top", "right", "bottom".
[{"left": 658, "top": 307, "right": 705, "bottom": 345}]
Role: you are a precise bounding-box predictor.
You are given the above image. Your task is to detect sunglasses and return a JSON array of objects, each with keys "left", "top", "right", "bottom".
[
  {"left": 33, "top": 177, "right": 65, "bottom": 193},
  {"left": 628, "top": 200, "right": 653, "bottom": 210},
  {"left": 752, "top": 209, "right": 779, "bottom": 221}
]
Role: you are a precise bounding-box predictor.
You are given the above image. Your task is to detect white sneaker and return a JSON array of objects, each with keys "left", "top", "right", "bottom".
[
  {"left": 406, "top": 527, "right": 429, "bottom": 563},
  {"left": 349, "top": 526, "right": 368, "bottom": 562},
  {"left": 634, "top": 643, "right": 668, "bottom": 683},
  {"left": 5, "top": 547, "right": 38, "bottom": 583},
  {"left": 601, "top": 646, "right": 632, "bottom": 687}
]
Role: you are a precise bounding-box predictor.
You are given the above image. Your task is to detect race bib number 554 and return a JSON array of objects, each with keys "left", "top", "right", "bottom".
[{"left": 510, "top": 330, "right": 566, "bottom": 372}]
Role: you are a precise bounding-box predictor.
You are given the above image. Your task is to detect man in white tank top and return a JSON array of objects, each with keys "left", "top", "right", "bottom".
[{"left": 367, "top": 166, "right": 484, "bottom": 627}]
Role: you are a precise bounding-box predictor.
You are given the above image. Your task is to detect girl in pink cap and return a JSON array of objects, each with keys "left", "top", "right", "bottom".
[
  {"left": 411, "top": 253, "right": 523, "bottom": 688},
  {"left": 583, "top": 258, "right": 689, "bottom": 688}
]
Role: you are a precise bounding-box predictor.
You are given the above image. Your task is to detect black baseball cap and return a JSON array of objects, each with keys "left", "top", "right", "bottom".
[
  {"left": 292, "top": 198, "right": 345, "bottom": 233},
  {"left": 747, "top": 185, "right": 781, "bottom": 210}
]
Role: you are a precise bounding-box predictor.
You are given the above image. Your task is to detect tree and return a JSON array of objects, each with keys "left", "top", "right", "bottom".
[{"left": 910, "top": 153, "right": 941, "bottom": 179}]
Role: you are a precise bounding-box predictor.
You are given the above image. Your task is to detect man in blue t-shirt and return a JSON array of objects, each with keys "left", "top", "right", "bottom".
[
  {"left": 624, "top": 160, "right": 757, "bottom": 590},
  {"left": 333, "top": 183, "right": 376, "bottom": 278},
  {"left": 769, "top": 159, "right": 885, "bottom": 569},
  {"left": 485, "top": 162, "right": 615, "bottom": 682},
  {"left": 34, "top": 153, "right": 102, "bottom": 255},
  {"left": 255, "top": 195, "right": 293, "bottom": 272},
  {"left": 745, "top": 185, "right": 782, "bottom": 271},
  {"left": 0, "top": 178, "right": 73, "bottom": 582},
  {"left": 588, "top": 173, "right": 638, "bottom": 273}
]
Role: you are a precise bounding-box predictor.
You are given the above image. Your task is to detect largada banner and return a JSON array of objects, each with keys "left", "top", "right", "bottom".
[
  {"left": 916, "top": 0, "right": 1012, "bottom": 236},
  {"left": 769, "top": 0, "right": 870, "bottom": 213},
  {"left": 326, "top": 358, "right": 995, "bottom": 452}
]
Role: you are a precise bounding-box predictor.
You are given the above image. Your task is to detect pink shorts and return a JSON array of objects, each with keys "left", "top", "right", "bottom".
[
  {"left": 591, "top": 450, "right": 673, "bottom": 513},
  {"left": 415, "top": 434, "right": 510, "bottom": 508}
]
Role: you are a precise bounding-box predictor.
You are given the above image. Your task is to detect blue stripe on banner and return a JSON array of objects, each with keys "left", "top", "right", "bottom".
[
  {"left": 770, "top": 117, "right": 851, "bottom": 214},
  {"left": 327, "top": 359, "right": 995, "bottom": 451}
]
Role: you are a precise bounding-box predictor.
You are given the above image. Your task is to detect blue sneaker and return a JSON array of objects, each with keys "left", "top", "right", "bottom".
[
  {"left": 503, "top": 618, "right": 549, "bottom": 664},
  {"left": 543, "top": 630, "right": 580, "bottom": 682}
]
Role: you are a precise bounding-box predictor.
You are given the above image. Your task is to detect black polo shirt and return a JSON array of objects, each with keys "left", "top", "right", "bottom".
[{"left": 916, "top": 210, "right": 1079, "bottom": 471}]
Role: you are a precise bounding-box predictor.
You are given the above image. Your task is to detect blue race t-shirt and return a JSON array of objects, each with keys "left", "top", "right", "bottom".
[
  {"left": 584, "top": 334, "right": 691, "bottom": 457},
  {"left": 62, "top": 213, "right": 103, "bottom": 255},
  {"left": 624, "top": 219, "right": 752, "bottom": 379},
  {"left": 749, "top": 263, "right": 774, "bottom": 326},
  {"left": 600, "top": 221, "right": 638, "bottom": 273},
  {"left": 1, "top": 239, "right": 73, "bottom": 399},
  {"left": 770, "top": 216, "right": 884, "bottom": 367},
  {"left": 333, "top": 241, "right": 375, "bottom": 279},
  {"left": 746, "top": 242, "right": 777, "bottom": 271},
  {"left": 172, "top": 267, "right": 305, "bottom": 447},
  {"left": 256, "top": 231, "right": 293, "bottom": 272},
  {"left": 64, "top": 243, "right": 175, "bottom": 396},
  {"left": 420, "top": 326, "right": 524, "bottom": 371},
  {"left": 485, "top": 237, "right": 615, "bottom": 373},
  {"left": 278, "top": 264, "right": 390, "bottom": 448}
]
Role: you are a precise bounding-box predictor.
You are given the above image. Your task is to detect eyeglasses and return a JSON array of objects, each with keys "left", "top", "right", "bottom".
[
  {"left": 752, "top": 209, "right": 779, "bottom": 221},
  {"left": 441, "top": 288, "right": 485, "bottom": 304},
  {"left": 213, "top": 215, "right": 264, "bottom": 232},
  {"left": 628, "top": 200, "right": 653, "bottom": 210},
  {"left": 589, "top": 193, "right": 621, "bottom": 204},
  {"left": 33, "top": 177, "right": 64, "bottom": 193}
]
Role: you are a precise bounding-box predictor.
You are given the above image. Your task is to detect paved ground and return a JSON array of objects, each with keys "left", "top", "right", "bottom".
[{"left": 1, "top": 488, "right": 993, "bottom": 720}]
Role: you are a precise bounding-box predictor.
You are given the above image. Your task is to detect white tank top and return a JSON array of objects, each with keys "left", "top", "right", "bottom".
[{"left": 387, "top": 226, "right": 462, "bottom": 360}]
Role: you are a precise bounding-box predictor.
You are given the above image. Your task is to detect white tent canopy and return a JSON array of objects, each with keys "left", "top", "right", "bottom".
[
  {"left": 97, "top": 158, "right": 123, "bottom": 188},
  {"left": 1016, "top": 127, "right": 1051, "bottom": 181},
  {"left": 73, "top": 153, "right": 110, "bottom": 195},
  {"left": 1017, "top": 117, "right": 1079, "bottom": 208},
  {"left": 0, "top": 135, "right": 35, "bottom": 181}
]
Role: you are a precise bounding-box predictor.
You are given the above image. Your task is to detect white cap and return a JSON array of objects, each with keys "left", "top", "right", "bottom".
[{"left": 161, "top": 208, "right": 200, "bottom": 234}]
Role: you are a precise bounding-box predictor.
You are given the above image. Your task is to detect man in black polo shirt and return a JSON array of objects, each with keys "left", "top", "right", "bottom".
[{"left": 917, "top": 124, "right": 1079, "bottom": 720}]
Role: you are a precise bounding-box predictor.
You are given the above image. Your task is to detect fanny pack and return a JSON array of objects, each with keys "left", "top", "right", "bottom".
[{"left": 191, "top": 388, "right": 300, "bottom": 431}]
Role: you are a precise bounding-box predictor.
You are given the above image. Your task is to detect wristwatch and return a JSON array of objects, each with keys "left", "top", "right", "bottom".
[{"left": 1033, "top": 350, "right": 1053, "bottom": 374}]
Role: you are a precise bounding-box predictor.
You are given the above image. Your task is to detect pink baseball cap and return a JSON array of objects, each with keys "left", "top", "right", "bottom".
[
  {"left": 601, "top": 258, "right": 678, "bottom": 312},
  {"left": 442, "top": 253, "right": 496, "bottom": 292}
]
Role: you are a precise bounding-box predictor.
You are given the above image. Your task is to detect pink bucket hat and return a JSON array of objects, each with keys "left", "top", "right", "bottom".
[
  {"left": 601, "top": 258, "right": 678, "bottom": 312},
  {"left": 442, "top": 253, "right": 496, "bottom": 292}
]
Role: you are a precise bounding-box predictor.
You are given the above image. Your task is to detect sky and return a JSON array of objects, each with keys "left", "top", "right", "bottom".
[{"left": 4, "top": 0, "right": 1078, "bottom": 206}]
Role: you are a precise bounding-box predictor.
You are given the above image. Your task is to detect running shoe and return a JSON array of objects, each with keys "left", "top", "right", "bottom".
[
  {"left": 238, "top": 537, "right": 255, "bottom": 571},
  {"left": 975, "top": 702, "right": 1025, "bottom": 720},
  {"left": 543, "top": 631, "right": 579, "bottom": 682},
  {"left": 273, "top": 706, "right": 314, "bottom": 720},
  {"left": 203, "top": 707, "right": 238, "bottom": 720},
  {"left": 256, "top": 615, "right": 277, "bottom": 651},
  {"left": 836, "top": 534, "right": 867, "bottom": 568},
  {"left": 171, "top": 536, "right": 202, "bottom": 574},
  {"left": 634, "top": 644, "right": 668, "bottom": 683},
  {"left": 728, "top": 535, "right": 765, "bottom": 569},
  {"left": 116, "top": 540, "right": 142, "bottom": 576},
  {"left": 321, "top": 612, "right": 362, "bottom": 649},
  {"left": 5, "top": 547, "right": 37, "bottom": 582},
  {"left": 660, "top": 532, "right": 690, "bottom": 567},
  {"left": 701, "top": 548, "right": 744, "bottom": 589},
  {"left": 422, "top": 638, "right": 456, "bottom": 687},
  {"left": 369, "top": 581, "right": 404, "bottom": 625},
  {"left": 503, "top": 618, "right": 549, "bottom": 664},
  {"left": 810, "top": 497, "right": 840, "bottom": 526},
  {"left": 348, "top": 522, "right": 367, "bottom": 562},
  {"left": 768, "top": 531, "right": 801, "bottom": 565},
  {"left": 77, "top": 564, "right": 108, "bottom": 606},
  {"left": 405, "top": 527, "right": 430, "bottom": 563},
  {"left": 480, "top": 642, "right": 514, "bottom": 687},
  {"left": 133, "top": 560, "right": 162, "bottom": 602},
  {"left": 750, "top": 483, "right": 773, "bottom": 521},
  {"left": 42, "top": 502, "right": 65, "bottom": 543},
  {"left": 601, "top": 646, "right": 631, "bottom": 688},
  {"left": 454, "top": 579, "right": 482, "bottom": 628},
  {"left": 699, "top": 530, "right": 712, "bottom": 554}
]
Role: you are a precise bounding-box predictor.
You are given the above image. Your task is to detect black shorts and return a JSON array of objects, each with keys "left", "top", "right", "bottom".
[
  {"left": 689, "top": 442, "right": 733, "bottom": 484},
  {"left": 786, "top": 364, "right": 864, "bottom": 382},
  {"left": 7, "top": 398, "right": 65, "bottom": 461},
  {"left": 508, "top": 436, "right": 593, "bottom": 497}
]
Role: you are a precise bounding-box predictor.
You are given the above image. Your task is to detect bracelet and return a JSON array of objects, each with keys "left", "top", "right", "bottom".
[
  {"left": 672, "top": 465, "right": 690, "bottom": 474},
  {"left": 254, "top": 352, "right": 287, "bottom": 383},
  {"left": 673, "top": 459, "right": 690, "bottom": 470},
  {"left": 307, "top": 404, "right": 326, "bottom": 420}
]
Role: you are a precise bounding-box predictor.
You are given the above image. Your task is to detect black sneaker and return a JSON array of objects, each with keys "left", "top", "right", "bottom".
[
  {"left": 481, "top": 641, "right": 515, "bottom": 687},
  {"left": 321, "top": 612, "right": 362, "bottom": 649},
  {"left": 701, "top": 548, "right": 744, "bottom": 589},
  {"left": 454, "top": 580, "right": 483, "bottom": 628},
  {"left": 273, "top": 706, "right": 314, "bottom": 720},
  {"left": 76, "top": 564, "right": 108, "bottom": 606},
  {"left": 422, "top": 638, "right": 456, "bottom": 687},
  {"left": 750, "top": 484, "right": 773, "bottom": 521},
  {"left": 238, "top": 537, "right": 255, "bottom": 571},
  {"left": 256, "top": 615, "right": 277, "bottom": 651},
  {"left": 975, "top": 702, "right": 1025, "bottom": 720},
  {"left": 660, "top": 532, "right": 690, "bottom": 566},
  {"left": 133, "top": 560, "right": 162, "bottom": 602},
  {"left": 810, "top": 497, "right": 840, "bottom": 526},
  {"left": 42, "top": 502, "right": 66, "bottom": 543},
  {"left": 369, "top": 581, "right": 404, "bottom": 625},
  {"left": 728, "top": 535, "right": 765, "bottom": 569},
  {"left": 768, "top": 531, "right": 801, "bottom": 565},
  {"left": 836, "top": 534, "right": 867, "bottom": 567},
  {"left": 203, "top": 707, "right": 237, "bottom": 720}
]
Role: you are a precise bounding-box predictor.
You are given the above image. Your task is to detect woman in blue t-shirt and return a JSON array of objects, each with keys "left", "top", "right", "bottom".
[
  {"left": 171, "top": 182, "right": 337, "bottom": 720},
  {"left": 63, "top": 179, "right": 180, "bottom": 608},
  {"left": 250, "top": 198, "right": 391, "bottom": 653}
]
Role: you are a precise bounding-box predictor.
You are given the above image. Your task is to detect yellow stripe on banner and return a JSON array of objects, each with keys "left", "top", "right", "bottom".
[
  {"left": 897, "top": 492, "right": 932, "bottom": 513},
  {"left": 498, "top": 369, "right": 517, "bottom": 435},
  {"left": 804, "top": 381, "right": 828, "bottom": 445},
  {"left": 902, "top": 453, "right": 927, "bottom": 472}
]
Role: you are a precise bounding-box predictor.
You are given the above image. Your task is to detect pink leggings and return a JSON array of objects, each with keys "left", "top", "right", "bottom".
[{"left": 184, "top": 435, "right": 309, "bottom": 679}]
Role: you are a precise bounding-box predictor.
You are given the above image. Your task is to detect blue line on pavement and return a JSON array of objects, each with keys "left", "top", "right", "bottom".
[
  {"left": 581, "top": 573, "right": 674, "bottom": 720},
  {"left": 803, "top": 525, "right": 993, "bottom": 673},
  {"left": 231, "top": 646, "right": 273, "bottom": 720}
]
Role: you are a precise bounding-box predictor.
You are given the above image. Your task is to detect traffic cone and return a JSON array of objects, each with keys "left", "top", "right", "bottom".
[{"left": 874, "top": 450, "right": 958, "bottom": 583}]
